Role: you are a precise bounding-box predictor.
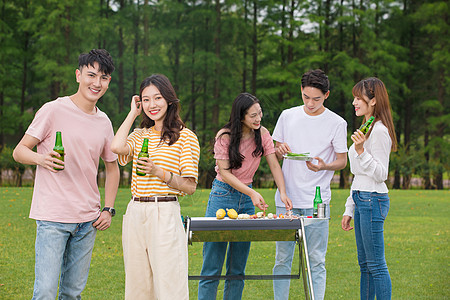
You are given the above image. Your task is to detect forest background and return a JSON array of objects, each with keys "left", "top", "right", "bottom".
[{"left": 0, "top": 0, "right": 448, "bottom": 189}]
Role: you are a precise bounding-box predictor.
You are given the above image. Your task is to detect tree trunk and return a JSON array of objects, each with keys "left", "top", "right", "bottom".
[
  {"left": 251, "top": 0, "right": 257, "bottom": 95},
  {"left": 338, "top": 0, "right": 348, "bottom": 189},
  {"left": 287, "top": 0, "right": 294, "bottom": 64},
  {"left": 118, "top": 27, "right": 125, "bottom": 113},
  {"left": 0, "top": 91, "right": 3, "bottom": 155},
  {"left": 242, "top": 0, "right": 248, "bottom": 92},
  {"left": 212, "top": 0, "right": 221, "bottom": 133},
  {"left": 323, "top": 0, "right": 330, "bottom": 73},
  {"left": 393, "top": 169, "right": 400, "bottom": 189},
  {"left": 20, "top": 36, "right": 28, "bottom": 136},
  {"left": 433, "top": 69, "right": 445, "bottom": 189},
  {"left": 144, "top": 0, "right": 149, "bottom": 57},
  {"left": 401, "top": 0, "right": 414, "bottom": 190},
  {"left": 287, "top": 0, "right": 295, "bottom": 100},
  {"left": 423, "top": 126, "right": 432, "bottom": 189},
  {"left": 132, "top": 2, "right": 140, "bottom": 94},
  {"left": 143, "top": 0, "right": 149, "bottom": 75},
  {"left": 392, "top": 121, "right": 402, "bottom": 188},
  {"left": 188, "top": 0, "right": 197, "bottom": 131},
  {"left": 172, "top": 0, "right": 183, "bottom": 91},
  {"left": 0, "top": 1, "right": 4, "bottom": 153},
  {"left": 277, "top": 0, "right": 286, "bottom": 103},
  {"left": 201, "top": 3, "right": 210, "bottom": 147},
  {"left": 20, "top": 2, "right": 30, "bottom": 135}
]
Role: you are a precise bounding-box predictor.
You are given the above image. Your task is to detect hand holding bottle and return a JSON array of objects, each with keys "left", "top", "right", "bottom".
[
  {"left": 351, "top": 130, "right": 366, "bottom": 155},
  {"left": 136, "top": 156, "right": 159, "bottom": 176},
  {"left": 136, "top": 138, "right": 149, "bottom": 176},
  {"left": 36, "top": 151, "right": 65, "bottom": 173},
  {"left": 352, "top": 116, "right": 374, "bottom": 155},
  {"left": 52, "top": 131, "right": 65, "bottom": 171}
]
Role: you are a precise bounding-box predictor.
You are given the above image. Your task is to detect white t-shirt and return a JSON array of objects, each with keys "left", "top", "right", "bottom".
[
  {"left": 26, "top": 96, "right": 117, "bottom": 223},
  {"left": 272, "top": 105, "right": 348, "bottom": 208},
  {"left": 343, "top": 121, "right": 392, "bottom": 217}
]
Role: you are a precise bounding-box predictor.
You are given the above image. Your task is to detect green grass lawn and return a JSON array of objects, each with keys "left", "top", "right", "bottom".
[{"left": 1, "top": 187, "right": 448, "bottom": 299}]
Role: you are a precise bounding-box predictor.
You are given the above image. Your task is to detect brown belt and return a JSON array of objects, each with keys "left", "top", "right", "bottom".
[{"left": 133, "top": 196, "right": 178, "bottom": 202}]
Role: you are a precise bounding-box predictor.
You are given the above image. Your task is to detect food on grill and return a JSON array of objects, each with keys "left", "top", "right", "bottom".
[
  {"left": 237, "top": 214, "right": 250, "bottom": 219},
  {"left": 227, "top": 208, "right": 238, "bottom": 219},
  {"left": 216, "top": 209, "right": 226, "bottom": 219},
  {"left": 217, "top": 210, "right": 298, "bottom": 220}
]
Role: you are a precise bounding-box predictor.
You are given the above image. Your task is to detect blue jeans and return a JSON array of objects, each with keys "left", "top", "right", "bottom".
[
  {"left": 198, "top": 179, "right": 255, "bottom": 300},
  {"left": 273, "top": 206, "right": 329, "bottom": 300},
  {"left": 353, "top": 191, "right": 392, "bottom": 300},
  {"left": 32, "top": 220, "right": 97, "bottom": 300}
]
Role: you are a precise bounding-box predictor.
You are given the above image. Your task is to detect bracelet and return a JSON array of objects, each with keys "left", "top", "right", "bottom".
[
  {"left": 166, "top": 172, "right": 174, "bottom": 185},
  {"left": 162, "top": 169, "right": 167, "bottom": 182}
]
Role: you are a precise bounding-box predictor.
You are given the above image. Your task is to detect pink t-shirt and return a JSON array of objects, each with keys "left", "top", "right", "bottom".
[
  {"left": 26, "top": 97, "right": 118, "bottom": 223},
  {"left": 214, "top": 127, "right": 275, "bottom": 184}
]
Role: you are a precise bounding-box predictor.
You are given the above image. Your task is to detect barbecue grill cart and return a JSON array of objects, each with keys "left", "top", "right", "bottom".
[{"left": 184, "top": 216, "right": 321, "bottom": 300}]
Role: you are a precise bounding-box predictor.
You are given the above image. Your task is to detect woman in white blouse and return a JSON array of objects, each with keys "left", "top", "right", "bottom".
[{"left": 341, "top": 78, "right": 397, "bottom": 300}]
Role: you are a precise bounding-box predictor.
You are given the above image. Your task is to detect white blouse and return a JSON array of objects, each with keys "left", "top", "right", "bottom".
[{"left": 343, "top": 121, "right": 392, "bottom": 217}]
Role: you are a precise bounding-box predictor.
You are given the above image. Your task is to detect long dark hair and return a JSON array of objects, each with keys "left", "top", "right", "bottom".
[
  {"left": 218, "top": 93, "right": 264, "bottom": 170},
  {"left": 139, "top": 74, "right": 185, "bottom": 146},
  {"left": 352, "top": 77, "right": 397, "bottom": 151}
]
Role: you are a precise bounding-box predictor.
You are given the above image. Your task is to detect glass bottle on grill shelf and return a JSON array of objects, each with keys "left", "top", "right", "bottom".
[
  {"left": 313, "top": 186, "right": 322, "bottom": 218},
  {"left": 358, "top": 116, "right": 375, "bottom": 135},
  {"left": 53, "top": 131, "right": 65, "bottom": 170},
  {"left": 136, "top": 138, "right": 149, "bottom": 176}
]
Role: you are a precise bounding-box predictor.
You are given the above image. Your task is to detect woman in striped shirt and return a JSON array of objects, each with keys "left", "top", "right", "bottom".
[{"left": 111, "top": 74, "right": 200, "bottom": 300}]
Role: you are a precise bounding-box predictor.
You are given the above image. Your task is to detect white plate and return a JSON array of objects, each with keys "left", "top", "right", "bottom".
[{"left": 283, "top": 154, "right": 313, "bottom": 161}]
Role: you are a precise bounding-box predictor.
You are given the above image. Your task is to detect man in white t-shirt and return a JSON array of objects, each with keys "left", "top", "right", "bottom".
[
  {"left": 272, "top": 69, "right": 348, "bottom": 300},
  {"left": 13, "top": 49, "right": 120, "bottom": 299}
]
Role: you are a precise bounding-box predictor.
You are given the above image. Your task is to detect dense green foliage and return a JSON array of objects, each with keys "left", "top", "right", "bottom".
[
  {"left": 0, "top": 0, "right": 448, "bottom": 188},
  {"left": 1, "top": 187, "right": 448, "bottom": 298}
]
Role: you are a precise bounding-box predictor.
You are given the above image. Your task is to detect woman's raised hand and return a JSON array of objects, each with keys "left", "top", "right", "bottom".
[{"left": 130, "top": 95, "right": 142, "bottom": 118}]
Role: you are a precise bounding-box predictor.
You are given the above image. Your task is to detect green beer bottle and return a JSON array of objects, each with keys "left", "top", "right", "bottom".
[
  {"left": 136, "top": 138, "right": 149, "bottom": 176},
  {"left": 359, "top": 116, "right": 375, "bottom": 134},
  {"left": 53, "top": 131, "right": 65, "bottom": 170},
  {"left": 313, "top": 186, "right": 322, "bottom": 218}
]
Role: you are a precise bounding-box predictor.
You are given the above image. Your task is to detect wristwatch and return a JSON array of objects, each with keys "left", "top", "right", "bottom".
[{"left": 102, "top": 207, "right": 116, "bottom": 217}]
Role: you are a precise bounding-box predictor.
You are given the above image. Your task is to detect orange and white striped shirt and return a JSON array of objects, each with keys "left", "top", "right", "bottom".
[{"left": 118, "top": 127, "right": 200, "bottom": 197}]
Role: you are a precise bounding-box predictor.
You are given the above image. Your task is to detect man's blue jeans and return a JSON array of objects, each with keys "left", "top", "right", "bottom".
[
  {"left": 198, "top": 179, "right": 255, "bottom": 300},
  {"left": 353, "top": 190, "right": 391, "bottom": 300},
  {"left": 273, "top": 206, "right": 329, "bottom": 300},
  {"left": 32, "top": 220, "right": 97, "bottom": 300}
]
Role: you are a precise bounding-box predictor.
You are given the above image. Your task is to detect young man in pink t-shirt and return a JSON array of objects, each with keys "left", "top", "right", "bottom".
[{"left": 13, "top": 49, "right": 120, "bottom": 299}]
